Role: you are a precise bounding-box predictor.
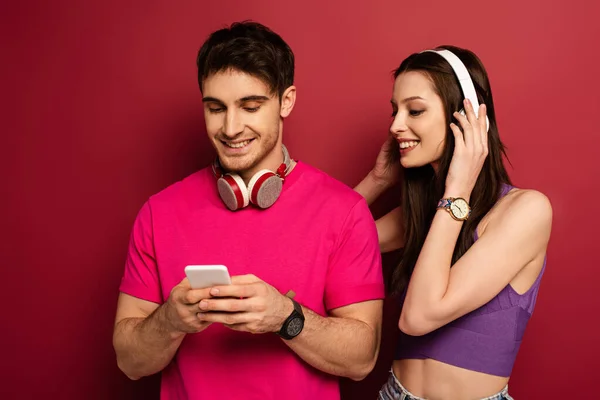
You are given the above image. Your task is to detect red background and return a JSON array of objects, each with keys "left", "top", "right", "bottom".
[{"left": 2, "top": 1, "right": 599, "bottom": 398}]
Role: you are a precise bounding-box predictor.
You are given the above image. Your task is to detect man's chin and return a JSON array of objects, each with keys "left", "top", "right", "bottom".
[{"left": 217, "top": 154, "right": 255, "bottom": 174}]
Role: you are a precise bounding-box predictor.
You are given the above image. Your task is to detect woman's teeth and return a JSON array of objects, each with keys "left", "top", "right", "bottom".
[{"left": 400, "top": 141, "right": 419, "bottom": 149}]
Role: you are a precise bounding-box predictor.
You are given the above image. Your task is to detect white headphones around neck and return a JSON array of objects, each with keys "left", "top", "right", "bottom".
[
  {"left": 421, "top": 49, "right": 490, "bottom": 132},
  {"left": 211, "top": 144, "right": 292, "bottom": 211}
]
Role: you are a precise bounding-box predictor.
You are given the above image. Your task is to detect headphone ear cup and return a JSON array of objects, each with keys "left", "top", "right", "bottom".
[
  {"left": 217, "top": 173, "right": 249, "bottom": 211},
  {"left": 247, "top": 169, "right": 283, "bottom": 209}
]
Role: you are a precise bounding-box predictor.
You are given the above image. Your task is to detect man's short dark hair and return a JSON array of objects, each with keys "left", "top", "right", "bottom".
[{"left": 196, "top": 21, "right": 295, "bottom": 99}]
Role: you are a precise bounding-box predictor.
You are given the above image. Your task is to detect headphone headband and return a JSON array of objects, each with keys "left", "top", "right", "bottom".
[
  {"left": 280, "top": 144, "right": 292, "bottom": 176},
  {"left": 212, "top": 144, "right": 292, "bottom": 179},
  {"left": 421, "top": 49, "right": 482, "bottom": 118}
]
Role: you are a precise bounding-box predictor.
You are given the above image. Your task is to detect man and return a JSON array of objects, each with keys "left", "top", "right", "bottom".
[{"left": 113, "top": 21, "right": 384, "bottom": 400}]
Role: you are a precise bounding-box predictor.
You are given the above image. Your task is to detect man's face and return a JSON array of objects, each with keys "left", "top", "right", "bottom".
[{"left": 202, "top": 69, "right": 294, "bottom": 181}]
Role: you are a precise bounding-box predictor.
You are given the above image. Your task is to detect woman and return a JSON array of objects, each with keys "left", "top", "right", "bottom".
[{"left": 355, "top": 46, "right": 552, "bottom": 400}]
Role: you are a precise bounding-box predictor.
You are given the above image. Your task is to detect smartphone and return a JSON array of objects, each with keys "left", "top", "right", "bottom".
[{"left": 184, "top": 265, "right": 232, "bottom": 289}]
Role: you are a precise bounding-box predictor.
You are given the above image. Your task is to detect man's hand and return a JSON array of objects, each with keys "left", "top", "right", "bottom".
[
  {"left": 196, "top": 274, "right": 294, "bottom": 334},
  {"left": 163, "top": 277, "right": 214, "bottom": 334}
]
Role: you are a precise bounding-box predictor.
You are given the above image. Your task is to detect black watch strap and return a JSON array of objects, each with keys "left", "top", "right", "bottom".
[{"left": 276, "top": 298, "right": 305, "bottom": 340}]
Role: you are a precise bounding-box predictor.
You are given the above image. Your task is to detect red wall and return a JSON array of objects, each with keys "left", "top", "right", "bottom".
[{"left": 2, "top": 1, "right": 599, "bottom": 398}]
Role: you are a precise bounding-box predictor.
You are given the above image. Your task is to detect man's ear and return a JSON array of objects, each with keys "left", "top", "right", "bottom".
[{"left": 279, "top": 85, "right": 296, "bottom": 118}]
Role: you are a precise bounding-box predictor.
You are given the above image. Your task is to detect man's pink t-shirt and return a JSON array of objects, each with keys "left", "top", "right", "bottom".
[{"left": 119, "top": 161, "right": 385, "bottom": 400}]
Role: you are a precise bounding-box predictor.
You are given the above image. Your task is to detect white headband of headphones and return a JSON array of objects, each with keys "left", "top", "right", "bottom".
[{"left": 421, "top": 49, "right": 489, "bottom": 131}]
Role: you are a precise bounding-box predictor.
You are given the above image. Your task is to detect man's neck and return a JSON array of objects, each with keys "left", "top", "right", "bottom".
[{"left": 239, "top": 147, "right": 290, "bottom": 184}]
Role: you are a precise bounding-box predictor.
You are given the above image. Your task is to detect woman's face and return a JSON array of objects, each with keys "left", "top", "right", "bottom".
[{"left": 389, "top": 71, "right": 447, "bottom": 169}]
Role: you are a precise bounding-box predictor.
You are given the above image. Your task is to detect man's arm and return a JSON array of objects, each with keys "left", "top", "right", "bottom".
[
  {"left": 198, "top": 275, "right": 382, "bottom": 381},
  {"left": 113, "top": 280, "right": 213, "bottom": 380},
  {"left": 113, "top": 294, "right": 183, "bottom": 380},
  {"left": 282, "top": 300, "right": 382, "bottom": 381}
]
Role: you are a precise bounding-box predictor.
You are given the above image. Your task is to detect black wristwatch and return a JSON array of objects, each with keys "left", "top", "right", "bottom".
[{"left": 276, "top": 298, "right": 305, "bottom": 340}]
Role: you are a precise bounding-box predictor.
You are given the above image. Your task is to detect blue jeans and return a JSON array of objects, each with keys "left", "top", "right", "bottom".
[{"left": 378, "top": 369, "right": 514, "bottom": 400}]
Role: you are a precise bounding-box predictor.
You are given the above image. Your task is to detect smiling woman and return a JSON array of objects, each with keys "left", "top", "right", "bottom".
[{"left": 354, "top": 45, "right": 552, "bottom": 400}]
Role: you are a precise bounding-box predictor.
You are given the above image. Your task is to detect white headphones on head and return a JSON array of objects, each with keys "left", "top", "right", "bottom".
[{"left": 421, "top": 49, "right": 490, "bottom": 132}]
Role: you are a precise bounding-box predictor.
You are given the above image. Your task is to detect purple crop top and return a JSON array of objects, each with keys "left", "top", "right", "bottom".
[{"left": 395, "top": 184, "right": 546, "bottom": 377}]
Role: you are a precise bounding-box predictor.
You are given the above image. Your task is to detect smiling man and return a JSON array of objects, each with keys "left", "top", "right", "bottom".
[{"left": 112, "top": 21, "right": 385, "bottom": 400}]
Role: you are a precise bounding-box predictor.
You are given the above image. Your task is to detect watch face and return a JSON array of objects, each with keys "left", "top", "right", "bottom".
[
  {"left": 450, "top": 198, "right": 469, "bottom": 219},
  {"left": 286, "top": 317, "right": 304, "bottom": 337}
]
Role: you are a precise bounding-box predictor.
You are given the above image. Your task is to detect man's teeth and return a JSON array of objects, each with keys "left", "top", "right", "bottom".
[
  {"left": 225, "top": 140, "right": 252, "bottom": 148},
  {"left": 400, "top": 141, "right": 419, "bottom": 149}
]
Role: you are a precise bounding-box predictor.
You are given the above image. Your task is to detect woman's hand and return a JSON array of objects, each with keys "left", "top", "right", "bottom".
[
  {"left": 445, "top": 99, "right": 488, "bottom": 200},
  {"left": 371, "top": 135, "right": 401, "bottom": 189}
]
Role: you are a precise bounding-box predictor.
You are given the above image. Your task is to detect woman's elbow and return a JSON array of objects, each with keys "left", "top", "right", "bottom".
[{"left": 398, "top": 310, "right": 434, "bottom": 336}]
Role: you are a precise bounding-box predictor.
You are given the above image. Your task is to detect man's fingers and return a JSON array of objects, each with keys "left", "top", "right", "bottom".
[
  {"left": 197, "top": 311, "right": 252, "bottom": 325},
  {"left": 199, "top": 298, "right": 251, "bottom": 313},
  {"left": 230, "top": 274, "right": 260, "bottom": 285},
  {"left": 181, "top": 287, "right": 212, "bottom": 304},
  {"left": 209, "top": 284, "right": 256, "bottom": 298},
  {"left": 178, "top": 277, "right": 192, "bottom": 288}
]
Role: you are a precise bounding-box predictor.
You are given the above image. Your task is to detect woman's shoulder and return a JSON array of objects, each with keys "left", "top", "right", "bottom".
[
  {"left": 501, "top": 187, "right": 552, "bottom": 216},
  {"left": 479, "top": 186, "right": 553, "bottom": 237}
]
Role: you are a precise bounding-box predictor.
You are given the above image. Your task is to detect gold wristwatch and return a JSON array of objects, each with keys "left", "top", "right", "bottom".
[{"left": 437, "top": 197, "right": 471, "bottom": 221}]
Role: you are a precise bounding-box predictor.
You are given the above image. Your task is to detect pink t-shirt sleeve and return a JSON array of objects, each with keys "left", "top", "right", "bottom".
[
  {"left": 324, "top": 198, "right": 385, "bottom": 310},
  {"left": 119, "top": 201, "right": 163, "bottom": 304}
]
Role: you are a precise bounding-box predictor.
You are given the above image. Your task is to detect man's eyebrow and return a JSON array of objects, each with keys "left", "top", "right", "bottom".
[
  {"left": 239, "top": 95, "right": 270, "bottom": 102},
  {"left": 201, "top": 95, "right": 270, "bottom": 104},
  {"left": 202, "top": 96, "right": 223, "bottom": 104}
]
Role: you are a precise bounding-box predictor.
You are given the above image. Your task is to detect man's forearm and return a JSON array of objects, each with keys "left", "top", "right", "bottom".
[
  {"left": 282, "top": 306, "right": 381, "bottom": 381},
  {"left": 113, "top": 305, "right": 186, "bottom": 380}
]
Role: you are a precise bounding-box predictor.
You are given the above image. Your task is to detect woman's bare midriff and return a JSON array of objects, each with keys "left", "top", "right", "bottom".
[{"left": 392, "top": 359, "right": 509, "bottom": 400}]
